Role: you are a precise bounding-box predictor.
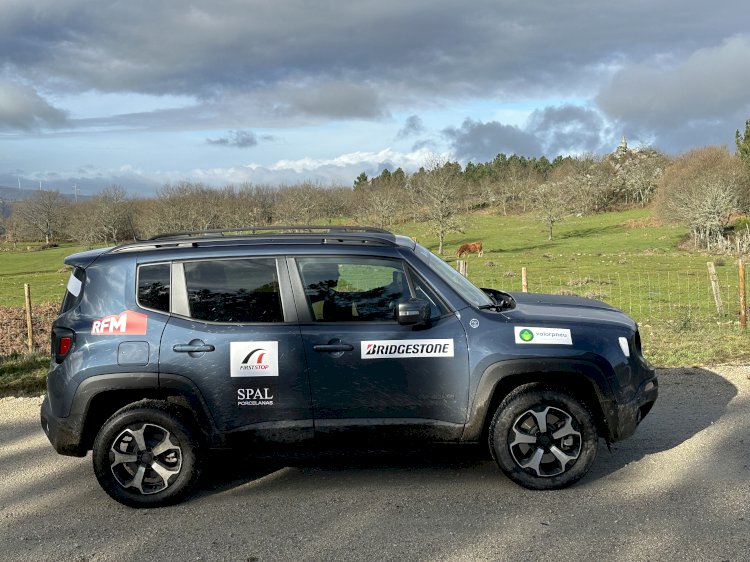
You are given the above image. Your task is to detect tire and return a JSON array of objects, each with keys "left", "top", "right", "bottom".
[
  {"left": 488, "top": 384, "right": 598, "bottom": 490},
  {"left": 92, "top": 400, "right": 202, "bottom": 508}
]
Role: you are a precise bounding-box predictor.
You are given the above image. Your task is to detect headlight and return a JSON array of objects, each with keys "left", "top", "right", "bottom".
[{"left": 618, "top": 336, "right": 630, "bottom": 358}]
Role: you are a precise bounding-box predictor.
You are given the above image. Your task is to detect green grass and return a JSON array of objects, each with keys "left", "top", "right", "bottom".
[
  {"left": 0, "top": 353, "right": 48, "bottom": 396},
  {"left": 0, "top": 209, "right": 748, "bottom": 369},
  {"left": 0, "top": 243, "right": 87, "bottom": 307}
]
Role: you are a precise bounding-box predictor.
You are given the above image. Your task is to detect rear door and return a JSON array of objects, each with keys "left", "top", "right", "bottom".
[
  {"left": 158, "top": 256, "right": 312, "bottom": 442},
  {"left": 291, "top": 255, "right": 470, "bottom": 442}
]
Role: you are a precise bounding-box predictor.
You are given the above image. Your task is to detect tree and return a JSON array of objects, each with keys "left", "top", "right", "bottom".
[
  {"left": 413, "top": 156, "right": 463, "bottom": 254},
  {"left": 353, "top": 172, "right": 369, "bottom": 190},
  {"left": 656, "top": 146, "right": 743, "bottom": 249},
  {"left": 736, "top": 119, "right": 750, "bottom": 169},
  {"left": 13, "top": 190, "right": 69, "bottom": 244},
  {"left": 531, "top": 180, "right": 570, "bottom": 240}
]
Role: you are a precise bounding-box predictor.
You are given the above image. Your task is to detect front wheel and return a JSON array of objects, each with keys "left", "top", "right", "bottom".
[
  {"left": 92, "top": 401, "right": 202, "bottom": 507},
  {"left": 489, "top": 385, "right": 598, "bottom": 490}
]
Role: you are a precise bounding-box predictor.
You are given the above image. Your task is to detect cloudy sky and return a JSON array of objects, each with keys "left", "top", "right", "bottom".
[{"left": 1, "top": 0, "right": 749, "bottom": 194}]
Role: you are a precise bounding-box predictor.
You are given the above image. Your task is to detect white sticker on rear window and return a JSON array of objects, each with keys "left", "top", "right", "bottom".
[
  {"left": 361, "top": 339, "right": 454, "bottom": 359},
  {"left": 514, "top": 327, "right": 572, "bottom": 345},
  {"left": 67, "top": 274, "right": 82, "bottom": 297}
]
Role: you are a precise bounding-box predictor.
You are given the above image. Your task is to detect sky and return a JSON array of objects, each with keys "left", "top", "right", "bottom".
[{"left": 1, "top": 0, "right": 749, "bottom": 195}]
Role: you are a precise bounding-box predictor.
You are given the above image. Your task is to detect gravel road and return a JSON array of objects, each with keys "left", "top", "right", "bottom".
[{"left": 1, "top": 366, "right": 749, "bottom": 562}]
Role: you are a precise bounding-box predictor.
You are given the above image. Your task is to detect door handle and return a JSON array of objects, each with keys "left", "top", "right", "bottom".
[
  {"left": 173, "top": 343, "right": 215, "bottom": 353},
  {"left": 313, "top": 344, "right": 353, "bottom": 353}
]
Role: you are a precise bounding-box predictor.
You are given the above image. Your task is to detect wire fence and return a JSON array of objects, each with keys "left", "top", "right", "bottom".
[
  {"left": 1, "top": 265, "right": 747, "bottom": 358},
  {"left": 470, "top": 265, "right": 748, "bottom": 325}
]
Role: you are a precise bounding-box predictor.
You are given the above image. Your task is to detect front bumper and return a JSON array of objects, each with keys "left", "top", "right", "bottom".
[
  {"left": 40, "top": 395, "right": 88, "bottom": 457},
  {"left": 609, "top": 373, "right": 659, "bottom": 442}
]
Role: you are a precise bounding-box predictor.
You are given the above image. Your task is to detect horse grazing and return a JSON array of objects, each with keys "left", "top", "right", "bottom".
[{"left": 457, "top": 241, "right": 484, "bottom": 258}]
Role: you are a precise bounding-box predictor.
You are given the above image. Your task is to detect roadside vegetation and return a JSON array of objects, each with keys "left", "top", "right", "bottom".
[{"left": 2, "top": 129, "right": 750, "bottom": 393}]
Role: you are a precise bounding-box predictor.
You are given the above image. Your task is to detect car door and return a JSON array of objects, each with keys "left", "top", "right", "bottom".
[
  {"left": 291, "top": 255, "right": 470, "bottom": 442},
  {"left": 158, "top": 256, "right": 313, "bottom": 442}
]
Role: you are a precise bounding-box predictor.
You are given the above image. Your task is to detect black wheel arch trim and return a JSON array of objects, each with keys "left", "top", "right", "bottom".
[{"left": 461, "top": 357, "right": 618, "bottom": 443}]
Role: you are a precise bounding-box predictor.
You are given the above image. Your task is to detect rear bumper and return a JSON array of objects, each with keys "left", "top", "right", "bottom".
[
  {"left": 40, "top": 395, "right": 87, "bottom": 457},
  {"left": 609, "top": 372, "right": 659, "bottom": 442}
]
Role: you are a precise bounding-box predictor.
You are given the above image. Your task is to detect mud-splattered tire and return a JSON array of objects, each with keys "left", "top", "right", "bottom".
[
  {"left": 489, "top": 384, "right": 598, "bottom": 490},
  {"left": 92, "top": 400, "right": 202, "bottom": 508}
]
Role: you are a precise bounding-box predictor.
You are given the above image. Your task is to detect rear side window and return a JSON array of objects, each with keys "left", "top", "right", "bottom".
[
  {"left": 184, "top": 258, "right": 283, "bottom": 323},
  {"left": 60, "top": 267, "right": 85, "bottom": 314},
  {"left": 138, "top": 264, "right": 171, "bottom": 313}
]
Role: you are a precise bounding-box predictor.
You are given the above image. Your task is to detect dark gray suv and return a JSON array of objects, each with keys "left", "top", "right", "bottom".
[{"left": 41, "top": 226, "right": 658, "bottom": 507}]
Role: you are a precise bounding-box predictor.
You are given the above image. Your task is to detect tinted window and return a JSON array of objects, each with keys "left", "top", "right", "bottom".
[
  {"left": 184, "top": 258, "right": 283, "bottom": 323},
  {"left": 297, "top": 257, "right": 410, "bottom": 322},
  {"left": 138, "top": 264, "right": 170, "bottom": 313}
]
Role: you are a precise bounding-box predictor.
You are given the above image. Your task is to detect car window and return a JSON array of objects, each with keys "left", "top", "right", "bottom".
[
  {"left": 297, "top": 257, "right": 410, "bottom": 322},
  {"left": 137, "top": 264, "right": 170, "bottom": 313},
  {"left": 183, "top": 258, "right": 283, "bottom": 323}
]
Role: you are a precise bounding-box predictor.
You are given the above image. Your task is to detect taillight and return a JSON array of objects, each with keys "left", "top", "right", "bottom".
[{"left": 52, "top": 327, "right": 75, "bottom": 363}]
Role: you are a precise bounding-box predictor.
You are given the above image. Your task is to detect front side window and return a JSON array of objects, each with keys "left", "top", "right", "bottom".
[
  {"left": 137, "top": 264, "right": 170, "bottom": 313},
  {"left": 184, "top": 258, "right": 283, "bottom": 323}
]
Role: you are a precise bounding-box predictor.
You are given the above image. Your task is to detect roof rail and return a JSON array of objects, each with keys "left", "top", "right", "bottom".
[{"left": 146, "top": 225, "right": 392, "bottom": 241}]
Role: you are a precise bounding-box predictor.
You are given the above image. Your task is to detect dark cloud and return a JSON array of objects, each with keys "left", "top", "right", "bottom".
[
  {"left": 396, "top": 115, "right": 425, "bottom": 139},
  {"left": 527, "top": 105, "right": 607, "bottom": 155},
  {"left": 206, "top": 129, "right": 259, "bottom": 148},
  {"left": 443, "top": 118, "right": 542, "bottom": 161},
  {"left": 0, "top": 81, "right": 68, "bottom": 130}
]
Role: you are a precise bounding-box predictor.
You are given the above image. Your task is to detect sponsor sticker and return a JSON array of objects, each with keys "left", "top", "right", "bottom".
[
  {"left": 230, "top": 341, "right": 279, "bottom": 377},
  {"left": 91, "top": 311, "right": 148, "bottom": 335},
  {"left": 361, "top": 339, "right": 454, "bottom": 359},
  {"left": 514, "top": 326, "right": 572, "bottom": 345},
  {"left": 469, "top": 318, "right": 480, "bottom": 329},
  {"left": 237, "top": 386, "right": 275, "bottom": 407}
]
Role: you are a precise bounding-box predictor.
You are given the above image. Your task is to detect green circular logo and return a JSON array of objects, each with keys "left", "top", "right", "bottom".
[{"left": 519, "top": 329, "right": 534, "bottom": 342}]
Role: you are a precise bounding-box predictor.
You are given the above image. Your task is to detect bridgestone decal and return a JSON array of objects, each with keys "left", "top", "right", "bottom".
[
  {"left": 361, "top": 339, "right": 454, "bottom": 359},
  {"left": 514, "top": 326, "right": 572, "bottom": 345}
]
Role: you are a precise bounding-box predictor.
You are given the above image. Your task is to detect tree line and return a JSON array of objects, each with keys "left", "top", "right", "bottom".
[{"left": 3, "top": 129, "right": 750, "bottom": 253}]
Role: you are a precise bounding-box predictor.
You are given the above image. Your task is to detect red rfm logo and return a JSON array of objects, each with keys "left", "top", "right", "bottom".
[{"left": 91, "top": 311, "right": 148, "bottom": 335}]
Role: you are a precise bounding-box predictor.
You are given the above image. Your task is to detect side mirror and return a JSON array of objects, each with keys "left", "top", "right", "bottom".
[{"left": 397, "top": 299, "right": 431, "bottom": 325}]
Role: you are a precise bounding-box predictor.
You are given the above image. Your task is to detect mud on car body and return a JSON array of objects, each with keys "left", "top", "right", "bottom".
[{"left": 41, "top": 226, "right": 658, "bottom": 507}]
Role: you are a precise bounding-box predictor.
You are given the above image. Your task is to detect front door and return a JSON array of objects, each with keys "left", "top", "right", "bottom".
[{"left": 292, "top": 256, "right": 469, "bottom": 442}]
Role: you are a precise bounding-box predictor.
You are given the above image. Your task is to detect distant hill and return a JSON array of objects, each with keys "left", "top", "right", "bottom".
[{"left": 0, "top": 186, "right": 88, "bottom": 202}]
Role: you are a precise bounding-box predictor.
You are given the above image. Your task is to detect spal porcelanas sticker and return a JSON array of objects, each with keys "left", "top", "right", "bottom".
[
  {"left": 361, "top": 339, "right": 454, "bottom": 359},
  {"left": 230, "top": 341, "right": 279, "bottom": 377},
  {"left": 514, "top": 326, "right": 572, "bottom": 345},
  {"left": 237, "top": 386, "right": 275, "bottom": 407}
]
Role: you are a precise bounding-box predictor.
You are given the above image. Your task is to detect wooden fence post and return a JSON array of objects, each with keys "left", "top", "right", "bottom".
[
  {"left": 740, "top": 259, "right": 747, "bottom": 329},
  {"left": 456, "top": 260, "right": 467, "bottom": 277},
  {"left": 521, "top": 267, "right": 528, "bottom": 293},
  {"left": 24, "top": 283, "right": 33, "bottom": 353},
  {"left": 707, "top": 262, "right": 724, "bottom": 316}
]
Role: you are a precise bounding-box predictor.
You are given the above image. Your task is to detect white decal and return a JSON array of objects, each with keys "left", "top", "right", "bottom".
[
  {"left": 514, "top": 327, "right": 572, "bottom": 345},
  {"left": 237, "top": 387, "right": 275, "bottom": 406},
  {"left": 361, "top": 339, "right": 454, "bottom": 359},
  {"left": 91, "top": 311, "right": 148, "bottom": 335},
  {"left": 230, "top": 341, "right": 279, "bottom": 377},
  {"left": 67, "top": 274, "right": 82, "bottom": 297},
  {"left": 469, "top": 318, "right": 480, "bottom": 329}
]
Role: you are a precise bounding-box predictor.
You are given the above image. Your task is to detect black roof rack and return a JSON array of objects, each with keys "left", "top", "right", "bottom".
[{"left": 146, "top": 225, "right": 391, "bottom": 241}]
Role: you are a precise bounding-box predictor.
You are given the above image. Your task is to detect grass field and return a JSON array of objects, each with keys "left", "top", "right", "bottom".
[{"left": 0, "top": 207, "right": 748, "bottom": 396}]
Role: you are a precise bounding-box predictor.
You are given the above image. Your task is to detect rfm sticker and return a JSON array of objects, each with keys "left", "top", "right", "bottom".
[{"left": 91, "top": 311, "right": 148, "bottom": 335}]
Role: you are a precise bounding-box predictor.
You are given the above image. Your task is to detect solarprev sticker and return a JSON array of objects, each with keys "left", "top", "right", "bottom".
[
  {"left": 230, "top": 341, "right": 279, "bottom": 377},
  {"left": 514, "top": 326, "right": 572, "bottom": 345},
  {"left": 361, "top": 339, "right": 454, "bottom": 359}
]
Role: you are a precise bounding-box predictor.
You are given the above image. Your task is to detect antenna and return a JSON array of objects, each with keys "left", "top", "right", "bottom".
[
  {"left": 17, "top": 176, "right": 20, "bottom": 190},
  {"left": 73, "top": 184, "right": 79, "bottom": 203}
]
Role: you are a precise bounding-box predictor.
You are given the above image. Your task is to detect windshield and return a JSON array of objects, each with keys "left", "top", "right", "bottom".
[{"left": 413, "top": 244, "right": 493, "bottom": 308}]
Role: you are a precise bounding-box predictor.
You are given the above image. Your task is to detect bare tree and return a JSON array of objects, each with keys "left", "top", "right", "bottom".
[
  {"left": 414, "top": 156, "right": 463, "bottom": 255},
  {"left": 531, "top": 180, "right": 570, "bottom": 240},
  {"left": 12, "top": 190, "right": 69, "bottom": 244}
]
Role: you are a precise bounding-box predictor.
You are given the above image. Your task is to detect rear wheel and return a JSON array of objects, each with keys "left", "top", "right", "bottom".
[
  {"left": 489, "top": 385, "right": 598, "bottom": 490},
  {"left": 92, "top": 401, "right": 202, "bottom": 507}
]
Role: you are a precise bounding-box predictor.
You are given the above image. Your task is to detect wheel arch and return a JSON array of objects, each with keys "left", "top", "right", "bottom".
[{"left": 462, "top": 358, "right": 616, "bottom": 444}]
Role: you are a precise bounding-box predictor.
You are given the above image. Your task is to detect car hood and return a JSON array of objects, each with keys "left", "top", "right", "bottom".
[{"left": 504, "top": 291, "right": 635, "bottom": 331}]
